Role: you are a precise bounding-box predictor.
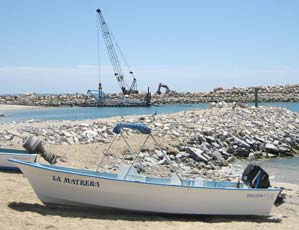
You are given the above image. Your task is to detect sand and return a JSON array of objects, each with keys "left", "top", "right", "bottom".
[
  {"left": 0, "top": 104, "right": 43, "bottom": 112},
  {"left": 0, "top": 104, "right": 298, "bottom": 229},
  {"left": 0, "top": 142, "right": 299, "bottom": 230}
]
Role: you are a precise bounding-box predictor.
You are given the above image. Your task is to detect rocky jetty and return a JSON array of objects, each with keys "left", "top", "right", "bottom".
[
  {"left": 0, "top": 93, "right": 96, "bottom": 107},
  {"left": 0, "top": 84, "right": 299, "bottom": 106},
  {"left": 152, "top": 84, "right": 299, "bottom": 104},
  {"left": 0, "top": 105, "right": 298, "bottom": 180}
]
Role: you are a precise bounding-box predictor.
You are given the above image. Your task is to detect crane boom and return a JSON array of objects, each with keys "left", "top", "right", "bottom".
[{"left": 96, "top": 9, "right": 137, "bottom": 95}]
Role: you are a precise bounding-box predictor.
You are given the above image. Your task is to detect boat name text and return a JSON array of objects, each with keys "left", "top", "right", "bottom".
[{"left": 52, "top": 175, "right": 100, "bottom": 187}]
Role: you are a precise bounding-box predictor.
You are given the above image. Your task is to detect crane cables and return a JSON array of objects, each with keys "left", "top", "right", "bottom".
[
  {"left": 111, "top": 32, "right": 135, "bottom": 81},
  {"left": 110, "top": 32, "right": 137, "bottom": 92},
  {"left": 104, "top": 18, "right": 134, "bottom": 83},
  {"left": 96, "top": 13, "right": 101, "bottom": 85}
]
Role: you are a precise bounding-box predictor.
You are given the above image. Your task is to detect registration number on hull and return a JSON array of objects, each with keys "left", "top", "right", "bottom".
[{"left": 246, "top": 193, "right": 274, "bottom": 199}]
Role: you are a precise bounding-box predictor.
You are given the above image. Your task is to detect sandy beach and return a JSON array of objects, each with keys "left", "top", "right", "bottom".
[
  {"left": 0, "top": 104, "right": 44, "bottom": 112},
  {"left": 1, "top": 0, "right": 298, "bottom": 228},
  {"left": 0, "top": 104, "right": 298, "bottom": 229},
  {"left": 0, "top": 142, "right": 298, "bottom": 230}
]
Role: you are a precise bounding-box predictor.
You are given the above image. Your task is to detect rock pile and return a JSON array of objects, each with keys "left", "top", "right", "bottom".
[
  {"left": 0, "top": 121, "right": 115, "bottom": 146},
  {"left": 121, "top": 104, "right": 299, "bottom": 179},
  {"left": 152, "top": 84, "right": 299, "bottom": 104},
  {"left": 0, "top": 105, "right": 298, "bottom": 180},
  {"left": 0, "top": 84, "right": 299, "bottom": 106},
  {"left": 0, "top": 93, "right": 97, "bottom": 107}
]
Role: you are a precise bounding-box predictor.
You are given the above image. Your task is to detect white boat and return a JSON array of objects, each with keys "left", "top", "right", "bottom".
[
  {"left": 9, "top": 124, "right": 282, "bottom": 215},
  {"left": 0, "top": 148, "right": 37, "bottom": 171}
]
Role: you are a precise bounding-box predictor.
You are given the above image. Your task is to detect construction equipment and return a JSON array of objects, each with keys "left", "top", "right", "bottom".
[
  {"left": 87, "top": 9, "right": 151, "bottom": 107},
  {"left": 156, "top": 83, "right": 171, "bottom": 94},
  {"left": 87, "top": 83, "right": 103, "bottom": 106},
  {"left": 96, "top": 9, "right": 138, "bottom": 95}
]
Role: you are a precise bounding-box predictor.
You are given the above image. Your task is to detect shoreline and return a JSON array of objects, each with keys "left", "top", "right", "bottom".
[
  {"left": 221, "top": 157, "right": 299, "bottom": 185},
  {"left": 0, "top": 104, "right": 44, "bottom": 112},
  {"left": 0, "top": 102, "right": 298, "bottom": 127},
  {"left": 0, "top": 105, "right": 299, "bottom": 229},
  {"left": 0, "top": 84, "right": 299, "bottom": 107},
  {"left": 0, "top": 104, "right": 298, "bottom": 181}
]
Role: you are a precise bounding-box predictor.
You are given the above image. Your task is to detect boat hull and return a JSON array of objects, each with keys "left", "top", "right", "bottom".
[
  {"left": 0, "top": 149, "right": 37, "bottom": 171},
  {"left": 10, "top": 159, "right": 281, "bottom": 215}
]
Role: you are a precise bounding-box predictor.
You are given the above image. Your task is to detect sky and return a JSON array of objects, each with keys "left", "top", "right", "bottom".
[{"left": 0, "top": 0, "right": 298, "bottom": 94}]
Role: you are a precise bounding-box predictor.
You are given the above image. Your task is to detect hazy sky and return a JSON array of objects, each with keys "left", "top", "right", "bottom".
[{"left": 0, "top": 0, "right": 298, "bottom": 94}]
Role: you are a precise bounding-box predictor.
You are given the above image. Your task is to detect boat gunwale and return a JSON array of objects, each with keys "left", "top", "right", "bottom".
[
  {"left": 0, "top": 152, "right": 37, "bottom": 156},
  {"left": 9, "top": 159, "right": 281, "bottom": 192}
]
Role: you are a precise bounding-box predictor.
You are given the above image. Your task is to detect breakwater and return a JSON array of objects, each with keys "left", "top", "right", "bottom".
[
  {"left": 0, "top": 84, "right": 299, "bottom": 106},
  {"left": 153, "top": 84, "right": 299, "bottom": 104},
  {"left": 1, "top": 104, "right": 298, "bottom": 180}
]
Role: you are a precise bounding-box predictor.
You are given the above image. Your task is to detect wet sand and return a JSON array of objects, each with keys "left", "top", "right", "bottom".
[{"left": 0, "top": 104, "right": 43, "bottom": 112}]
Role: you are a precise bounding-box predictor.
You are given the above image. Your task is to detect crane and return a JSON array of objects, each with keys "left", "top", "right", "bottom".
[{"left": 96, "top": 9, "right": 138, "bottom": 95}]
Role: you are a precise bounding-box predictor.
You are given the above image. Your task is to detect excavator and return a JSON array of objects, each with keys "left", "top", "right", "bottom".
[{"left": 156, "top": 83, "right": 171, "bottom": 94}]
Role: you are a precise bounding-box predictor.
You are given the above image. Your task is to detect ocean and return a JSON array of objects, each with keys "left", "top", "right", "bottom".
[
  {"left": 1, "top": 102, "right": 298, "bottom": 184},
  {"left": 1, "top": 102, "right": 299, "bottom": 124},
  {"left": 235, "top": 157, "right": 299, "bottom": 184},
  {"left": 1, "top": 103, "right": 208, "bottom": 123}
]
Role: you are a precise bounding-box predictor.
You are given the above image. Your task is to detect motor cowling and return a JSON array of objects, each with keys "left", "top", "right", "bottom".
[
  {"left": 23, "top": 136, "right": 57, "bottom": 165},
  {"left": 242, "top": 164, "right": 270, "bottom": 188}
]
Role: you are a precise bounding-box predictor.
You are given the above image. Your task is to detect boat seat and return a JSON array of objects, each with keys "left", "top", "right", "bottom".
[
  {"left": 170, "top": 173, "right": 182, "bottom": 185},
  {"left": 117, "top": 165, "right": 146, "bottom": 182},
  {"left": 118, "top": 165, "right": 133, "bottom": 180},
  {"left": 193, "top": 179, "right": 205, "bottom": 187},
  {"left": 193, "top": 179, "right": 247, "bottom": 188},
  {"left": 126, "top": 174, "right": 146, "bottom": 182}
]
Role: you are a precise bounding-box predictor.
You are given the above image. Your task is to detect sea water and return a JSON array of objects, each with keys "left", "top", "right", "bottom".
[
  {"left": 235, "top": 157, "right": 299, "bottom": 184},
  {"left": 1, "top": 102, "right": 299, "bottom": 123},
  {"left": 1, "top": 103, "right": 208, "bottom": 123},
  {"left": 1, "top": 102, "right": 298, "bottom": 184}
]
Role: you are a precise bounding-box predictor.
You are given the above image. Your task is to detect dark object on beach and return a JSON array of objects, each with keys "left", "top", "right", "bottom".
[
  {"left": 242, "top": 164, "right": 270, "bottom": 188},
  {"left": 0, "top": 113, "right": 5, "bottom": 117},
  {"left": 274, "top": 190, "right": 285, "bottom": 206},
  {"left": 23, "top": 136, "right": 57, "bottom": 164},
  {"left": 255, "top": 88, "right": 259, "bottom": 107}
]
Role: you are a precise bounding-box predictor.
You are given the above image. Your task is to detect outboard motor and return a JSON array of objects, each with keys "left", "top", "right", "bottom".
[
  {"left": 23, "top": 136, "right": 57, "bottom": 165},
  {"left": 242, "top": 164, "right": 270, "bottom": 188},
  {"left": 242, "top": 164, "right": 285, "bottom": 206}
]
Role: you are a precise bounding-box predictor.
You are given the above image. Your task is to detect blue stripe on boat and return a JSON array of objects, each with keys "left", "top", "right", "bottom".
[{"left": 9, "top": 159, "right": 281, "bottom": 191}]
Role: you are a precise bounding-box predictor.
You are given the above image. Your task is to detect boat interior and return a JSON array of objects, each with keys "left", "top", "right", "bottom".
[{"left": 43, "top": 163, "right": 247, "bottom": 189}]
